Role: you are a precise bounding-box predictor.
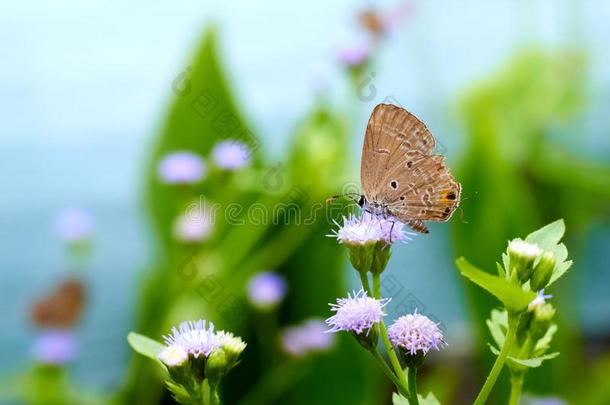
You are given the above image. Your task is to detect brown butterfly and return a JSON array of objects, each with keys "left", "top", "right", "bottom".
[
  {"left": 358, "top": 104, "right": 461, "bottom": 233},
  {"left": 31, "top": 278, "right": 86, "bottom": 328}
]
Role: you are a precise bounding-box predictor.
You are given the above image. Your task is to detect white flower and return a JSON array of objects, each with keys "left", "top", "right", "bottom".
[
  {"left": 329, "top": 212, "right": 411, "bottom": 246},
  {"left": 388, "top": 311, "right": 446, "bottom": 355},
  {"left": 508, "top": 239, "right": 542, "bottom": 261},
  {"left": 158, "top": 344, "right": 188, "bottom": 367},
  {"left": 172, "top": 213, "right": 213, "bottom": 242},
  {"left": 162, "top": 320, "right": 220, "bottom": 358}
]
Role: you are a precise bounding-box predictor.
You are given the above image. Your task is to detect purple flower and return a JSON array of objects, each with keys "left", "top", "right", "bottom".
[
  {"left": 247, "top": 272, "right": 287, "bottom": 309},
  {"left": 388, "top": 311, "right": 446, "bottom": 355},
  {"left": 158, "top": 152, "right": 206, "bottom": 184},
  {"left": 326, "top": 289, "right": 388, "bottom": 334},
  {"left": 528, "top": 289, "right": 553, "bottom": 312},
  {"left": 32, "top": 330, "right": 78, "bottom": 364},
  {"left": 337, "top": 42, "right": 370, "bottom": 67},
  {"left": 162, "top": 320, "right": 220, "bottom": 358},
  {"left": 172, "top": 212, "right": 213, "bottom": 242},
  {"left": 212, "top": 140, "right": 251, "bottom": 169},
  {"left": 329, "top": 212, "right": 411, "bottom": 246},
  {"left": 281, "top": 318, "right": 335, "bottom": 357},
  {"left": 55, "top": 208, "right": 93, "bottom": 243}
]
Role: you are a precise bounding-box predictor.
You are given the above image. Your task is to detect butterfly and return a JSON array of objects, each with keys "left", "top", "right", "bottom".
[
  {"left": 31, "top": 278, "right": 85, "bottom": 328},
  {"left": 357, "top": 103, "right": 461, "bottom": 233}
]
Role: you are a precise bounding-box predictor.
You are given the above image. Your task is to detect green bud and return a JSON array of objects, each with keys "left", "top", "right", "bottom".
[
  {"left": 507, "top": 239, "right": 541, "bottom": 283},
  {"left": 531, "top": 303, "right": 555, "bottom": 340},
  {"left": 370, "top": 243, "right": 392, "bottom": 274},
  {"left": 216, "top": 332, "right": 247, "bottom": 371},
  {"left": 352, "top": 326, "right": 379, "bottom": 351},
  {"left": 204, "top": 349, "right": 228, "bottom": 384},
  {"left": 530, "top": 251, "right": 556, "bottom": 291},
  {"left": 347, "top": 242, "right": 376, "bottom": 274}
]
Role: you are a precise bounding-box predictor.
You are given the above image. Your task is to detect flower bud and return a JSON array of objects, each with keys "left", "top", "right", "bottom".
[
  {"left": 216, "top": 332, "right": 247, "bottom": 370},
  {"left": 370, "top": 243, "right": 391, "bottom": 274},
  {"left": 530, "top": 251, "right": 556, "bottom": 291},
  {"left": 347, "top": 242, "right": 376, "bottom": 274},
  {"left": 204, "top": 348, "right": 228, "bottom": 384},
  {"left": 507, "top": 239, "right": 541, "bottom": 283},
  {"left": 531, "top": 303, "right": 555, "bottom": 340}
]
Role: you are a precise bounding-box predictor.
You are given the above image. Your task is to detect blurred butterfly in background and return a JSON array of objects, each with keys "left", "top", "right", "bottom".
[
  {"left": 31, "top": 278, "right": 86, "bottom": 328},
  {"left": 357, "top": 103, "right": 461, "bottom": 234}
]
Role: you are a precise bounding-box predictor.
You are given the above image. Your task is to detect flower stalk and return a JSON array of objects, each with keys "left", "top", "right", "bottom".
[{"left": 473, "top": 311, "right": 520, "bottom": 405}]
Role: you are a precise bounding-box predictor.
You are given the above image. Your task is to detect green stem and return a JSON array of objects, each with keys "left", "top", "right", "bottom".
[
  {"left": 372, "top": 273, "right": 410, "bottom": 396},
  {"left": 359, "top": 271, "right": 372, "bottom": 296},
  {"left": 407, "top": 367, "right": 420, "bottom": 405},
  {"left": 508, "top": 375, "right": 524, "bottom": 405},
  {"left": 370, "top": 349, "right": 409, "bottom": 398},
  {"left": 473, "top": 312, "right": 521, "bottom": 405}
]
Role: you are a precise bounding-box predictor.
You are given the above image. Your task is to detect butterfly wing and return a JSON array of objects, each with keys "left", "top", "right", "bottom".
[{"left": 360, "top": 104, "right": 461, "bottom": 233}]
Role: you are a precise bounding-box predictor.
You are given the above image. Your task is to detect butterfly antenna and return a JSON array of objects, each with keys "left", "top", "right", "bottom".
[{"left": 325, "top": 193, "right": 361, "bottom": 204}]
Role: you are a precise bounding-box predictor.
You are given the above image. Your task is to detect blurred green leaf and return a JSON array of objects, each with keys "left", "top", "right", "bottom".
[
  {"left": 455, "top": 257, "right": 536, "bottom": 312},
  {"left": 127, "top": 332, "right": 164, "bottom": 362}
]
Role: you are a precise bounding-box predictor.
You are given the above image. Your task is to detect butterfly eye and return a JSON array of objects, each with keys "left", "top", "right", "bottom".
[{"left": 357, "top": 195, "right": 366, "bottom": 207}]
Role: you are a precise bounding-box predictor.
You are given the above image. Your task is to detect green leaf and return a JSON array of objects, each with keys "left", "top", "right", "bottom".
[
  {"left": 534, "top": 324, "right": 558, "bottom": 353},
  {"left": 455, "top": 257, "right": 536, "bottom": 312},
  {"left": 166, "top": 381, "right": 193, "bottom": 404},
  {"left": 507, "top": 352, "right": 560, "bottom": 368},
  {"left": 495, "top": 262, "right": 506, "bottom": 278},
  {"left": 525, "top": 219, "right": 572, "bottom": 285},
  {"left": 127, "top": 332, "right": 165, "bottom": 361},
  {"left": 489, "top": 344, "right": 559, "bottom": 367},
  {"left": 486, "top": 309, "right": 508, "bottom": 347}
]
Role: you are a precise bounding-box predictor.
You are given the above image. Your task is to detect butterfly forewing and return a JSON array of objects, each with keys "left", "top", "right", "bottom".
[{"left": 361, "top": 104, "right": 461, "bottom": 233}]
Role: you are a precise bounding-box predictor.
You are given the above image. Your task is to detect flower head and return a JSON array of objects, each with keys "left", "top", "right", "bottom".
[
  {"left": 172, "top": 213, "right": 213, "bottom": 242},
  {"left": 162, "top": 320, "right": 220, "bottom": 358},
  {"left": 388, "top": 312, "right": 446, "bottom": 356},
  {"left": 158, "top": 344, "right": 189, "bottom": 367},
  {"left": 326, "top": 289, "right": 388, "bottom": 334},
  {"left": 247, "top": 272, "right": 287, "bottom": 310},
  {"left": 329, "top": 212, "right": 411, "bottom": 246},
  {"left": 281, "top": 318, "right": 335, "bottom": 357},
  {"left": 508, "top": 239, "right": 542, "bottom": 260},
  {"left": 337, "top": 42, "right": 370, "bottom": 67},
  {"left": 158, "top": 152, "right": 206, "bottom": 184},
  {"left": 55, "top": 208, "right": 93, "bottom": 244},
  {"left": 216, "top": 331, "right": 247, "bottom": 357},
  {"left": 528, "top": 289, "right": 553, "bottom": 312},
  {"left": 212, "top": 140, "right": 251, "bottom": 169},
  {"left": 32, "top": 330, "right": 78, "bottom": 364}
]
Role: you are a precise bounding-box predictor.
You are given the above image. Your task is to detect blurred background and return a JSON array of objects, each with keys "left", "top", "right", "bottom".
[{"left": 2, "top": 0, "right": 610, "bottom": 404}]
